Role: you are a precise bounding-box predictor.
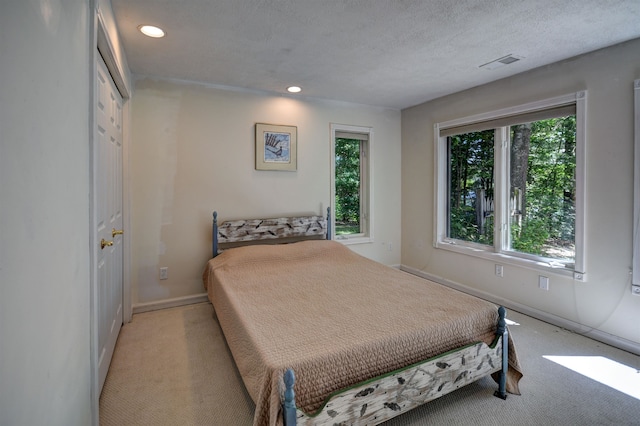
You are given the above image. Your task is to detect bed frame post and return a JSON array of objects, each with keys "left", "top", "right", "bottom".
[
  {"left": 326, "top": 207, "right": 331, "bottom": 240},
  {"left": 494, "top": 306, "right": 508, "bottom": 400},
  {"left": 283, "top": 368, "right": 297, "bottom": 426},
  {"left": 212, "top": 211, "right": 218, "bottom": 258}
]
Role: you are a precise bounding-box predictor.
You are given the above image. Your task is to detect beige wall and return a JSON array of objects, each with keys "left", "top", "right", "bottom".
[
  {"left": 402, "top": 38, "right": 640, "bottom": 351},
  {"left": 0, "top": 1, "right": 92, "bottom": 424},
  {"left": 130, "top": 79, "right": 402, "bottom": 304}
]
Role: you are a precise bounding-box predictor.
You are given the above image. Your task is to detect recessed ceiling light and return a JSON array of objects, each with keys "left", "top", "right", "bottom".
[
  {"left": 138, "top": 25, "right": 165, "bottom": 38},
  {"left": 287, "top": 86, "right": 302, "bottom": 93}
]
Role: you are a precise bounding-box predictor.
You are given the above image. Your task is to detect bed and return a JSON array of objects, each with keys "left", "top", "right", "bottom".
[{"left": 202, "top": 210, "right": 522, "bottom": 425}]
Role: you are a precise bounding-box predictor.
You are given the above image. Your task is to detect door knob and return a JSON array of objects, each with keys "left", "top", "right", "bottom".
[
  {"left": 101, "top": 238, "right": 114, "bottom": 250},
  {"left": 112, "top": 228, "right": 124, "bottom": 237}
]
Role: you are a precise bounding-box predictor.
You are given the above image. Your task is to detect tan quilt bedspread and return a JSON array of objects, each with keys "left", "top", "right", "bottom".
[{"left": 203, "top": 240, "right": 522, "bottom": 426}]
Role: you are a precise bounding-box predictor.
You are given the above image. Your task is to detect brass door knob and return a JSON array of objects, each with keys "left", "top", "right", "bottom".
[
  {"left": 101, "top": 238, "right": 114, "bottom": 250},
  {"left": 112, "top": 228, "right": 124, "bottom": 237}
]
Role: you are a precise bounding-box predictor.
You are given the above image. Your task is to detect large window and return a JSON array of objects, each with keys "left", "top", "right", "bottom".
[
  {"left": 435, "top": 92, "right": 586, "bottom": 279},
  {"left": 331, "top": 124, "right": 372, "bottom": 242}
]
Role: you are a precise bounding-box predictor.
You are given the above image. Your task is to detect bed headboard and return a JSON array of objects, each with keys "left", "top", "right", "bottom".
[{"left": 212, "top": 207, "right": 331, "bottom": 257}]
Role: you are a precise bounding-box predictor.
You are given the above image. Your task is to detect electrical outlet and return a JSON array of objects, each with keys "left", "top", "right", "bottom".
[
  {"left": 159, "top": 267, "right": 168, "bottom": 280},
  {"left": 538, "top": 275, "right": 549, "bottom": 291},
  {"left": 495, "top": 264, "right": 503, "bottom": 277}
]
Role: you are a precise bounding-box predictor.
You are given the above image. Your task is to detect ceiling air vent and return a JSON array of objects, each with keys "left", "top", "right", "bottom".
[{"left": 479, "top": 54, "right": 524, "bottom": 70}]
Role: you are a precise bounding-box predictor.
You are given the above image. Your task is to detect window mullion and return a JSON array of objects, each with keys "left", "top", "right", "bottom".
[{"left": 494, "top": 127, "right": 509, "bottom": 253}]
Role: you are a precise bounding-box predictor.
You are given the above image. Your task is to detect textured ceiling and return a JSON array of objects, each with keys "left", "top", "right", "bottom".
[{"left": 111, "top": 0, "right": 640, "bottom": 109}]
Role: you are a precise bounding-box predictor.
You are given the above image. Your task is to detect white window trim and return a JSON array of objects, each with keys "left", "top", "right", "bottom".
[
  {"left": 434, "top": 91, "right": 587, "bottom": 280},
  {"left": 632, "top": 79, "right": 640, "bottom": 293},
  {"left": 330, "top": 123, "right": 374, "bottom": 244}
]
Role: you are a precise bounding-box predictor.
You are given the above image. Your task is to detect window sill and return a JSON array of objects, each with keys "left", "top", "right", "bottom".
[
  {"left": 335, "top": 236, "right": 373, "bottom": 245},
  {"left": 435, "top": 240, "right": 586, "bottom": 281}
]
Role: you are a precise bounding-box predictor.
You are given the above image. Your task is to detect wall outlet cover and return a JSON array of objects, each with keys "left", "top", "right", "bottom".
[{"left": 538, "top": 275, "right": 549, "bottom": 290}]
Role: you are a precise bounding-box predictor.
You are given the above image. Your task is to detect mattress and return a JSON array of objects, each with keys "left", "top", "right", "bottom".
[{"left": 202, "top": 240, "right": 522, "bottom": 426}]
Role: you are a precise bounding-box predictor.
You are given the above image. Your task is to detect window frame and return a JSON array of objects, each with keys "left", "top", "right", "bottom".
[
  {"left": 632, "top": 79, "right": 640, "bottom": 293},
  {"left": 434, "top": 92, "right": 587, "bottom": 280},
  {"left": 330, "top": 123, "right": 374, "bottom": 244}
]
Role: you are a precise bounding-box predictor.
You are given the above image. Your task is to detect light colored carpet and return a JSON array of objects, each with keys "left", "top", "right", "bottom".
[
  {"left": 99, "top": 302, "right": 254, "bottom": 426},
  {"left": 100, "top": 302, "right": 640, "bottom": 425}
]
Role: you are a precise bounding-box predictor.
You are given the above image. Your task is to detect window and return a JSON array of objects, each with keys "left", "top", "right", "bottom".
[
  {"left": 435, "top": 92, "right": 586, "bottom": 279},
  {"left": 330, "top": 124, "right": 373, "bottom": 243}
]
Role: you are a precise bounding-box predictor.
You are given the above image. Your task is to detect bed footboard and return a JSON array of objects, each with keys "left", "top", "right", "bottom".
[{"left": 283, "top": 307, "right": 509, "bottom": 426}]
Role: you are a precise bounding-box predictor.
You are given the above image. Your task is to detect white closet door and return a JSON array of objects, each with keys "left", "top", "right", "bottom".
[{"left": 95, "top": 53, "right": 123, "bottom": 393}]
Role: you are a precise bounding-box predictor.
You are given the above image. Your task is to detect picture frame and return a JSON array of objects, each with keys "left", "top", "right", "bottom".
[{"left": 255, "top": 123, "right": 297, "bottom": 171}]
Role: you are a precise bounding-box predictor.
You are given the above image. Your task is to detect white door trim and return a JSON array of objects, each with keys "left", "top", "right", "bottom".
[{"left": 90, "top": 5, "right": 131, "bottom": 425}]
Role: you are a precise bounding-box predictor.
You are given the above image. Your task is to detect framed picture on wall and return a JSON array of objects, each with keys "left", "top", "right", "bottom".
[{"left": 255, "top": 123, "right": 297, "bottom": 171}]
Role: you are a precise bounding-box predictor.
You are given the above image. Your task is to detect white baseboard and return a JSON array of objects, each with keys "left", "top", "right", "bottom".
[
  {"left": 400, "top": 265, "right": 640, "bottom": 356},
  {"left": 132, "top": 293, "right": 209, "bottom": 315}
]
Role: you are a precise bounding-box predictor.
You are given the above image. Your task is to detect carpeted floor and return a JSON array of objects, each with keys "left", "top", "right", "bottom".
[{"left": 99, "top": 302, "right": 640, "bottom": 425}]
